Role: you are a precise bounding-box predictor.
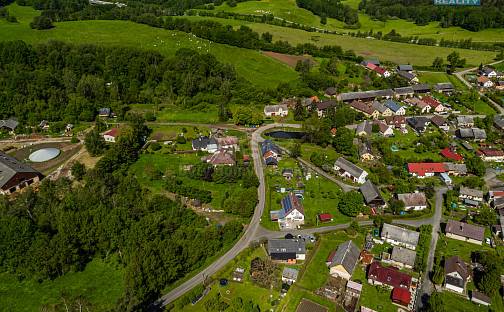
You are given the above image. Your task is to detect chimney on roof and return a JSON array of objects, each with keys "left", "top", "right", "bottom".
[{"left": 460, "top": 224, "right": 463, "bottom": 231}]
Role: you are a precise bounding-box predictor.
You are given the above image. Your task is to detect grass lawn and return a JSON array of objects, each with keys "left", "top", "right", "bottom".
[
  {"left": 130, "top": 151, "right": 246, "bottom": 209},
  {"left": 297, "top": 231, "right": 365, "bottom": 291},
  {"left": 436, "top": 235, "right": 494, "bottom": 263},
  {"left": 130, "top": 104, "right": 221, "bottom": 124},
  {"left": 211, "top": 0, "right": 504, "bottom": 43},
  {"left": 177, "top": 246, "right": 283, "bottom": 312},
  {"left": 440, "top": 291, "right": 502, "bottom": 312},
  {"left": 0, "top": 4, "right": 298, "bottom": 89},
  {"left": 180, "top": 15, "right": 497, "bottom": 67},
  {"left": 261, "top": 156, "right": 351, "bottom": 230},
  {"left": 0, "top": 258, "right": 124, "bottom": 312},
  {"left": 418, "top": 72, "right": 468, "bottom": 90}
]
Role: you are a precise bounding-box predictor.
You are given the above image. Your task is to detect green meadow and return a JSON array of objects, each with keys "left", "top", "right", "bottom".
[
  {"left": 0, "top": 258, "right": 124, "bottom": 311},
  {"left": 0, "top": 4, "right": 298, "bottom": 89},
  {"left": 178, "top": 15, "right": 497, "bottom": 66},
  {"left": 213, "top": 0, "right": 504, "bottom": 43}
]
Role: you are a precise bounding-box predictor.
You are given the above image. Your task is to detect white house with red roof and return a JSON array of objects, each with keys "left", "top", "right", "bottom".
[
  {"left": 422, "top": 96, "right": 445, "bottom": 112},
  {"left": 407, "top": 163, "right": 446, "bottom": 178},
  {"left": 365, "top": 62, "right": 391, "bottom": 78},
  {"left": 103, "top": 128, "right": 120, "bottom": 143},
  {"left": 477, "top": 149, "right": 504, "bottom": 162}
]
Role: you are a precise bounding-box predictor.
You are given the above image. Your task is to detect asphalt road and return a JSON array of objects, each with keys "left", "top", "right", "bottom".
[
  {"left": 415, "top": 187, "right": 447, "bottom": 310},
  {"left": 156, "top": 122, "right": 447, "bottom": 308},
  {"left": 156, "top": 123, "right": 298, "bottom": 307}
]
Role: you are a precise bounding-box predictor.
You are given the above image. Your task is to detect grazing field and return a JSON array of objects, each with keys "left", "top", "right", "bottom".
[
  {"left": 0, "top": 4, "right": 298, "bottom": 89},
  {"left": 177, "top": 16, "right": 497, "bottom": 67},
  {"left": 212, "top": 0, "right": 504, "bottom": 43},
  {"left": 418, "top": 72, "right": 467, "bottom": 90},
  {"left": 0, "top": 258, "right": 124, "bottom": 312}
]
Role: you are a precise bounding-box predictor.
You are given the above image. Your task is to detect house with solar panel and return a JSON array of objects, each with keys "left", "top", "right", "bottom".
[{"left": 270, "top": 192, "right": 305, "bottom": 229}]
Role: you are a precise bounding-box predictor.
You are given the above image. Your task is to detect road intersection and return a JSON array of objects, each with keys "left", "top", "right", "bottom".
[{"left": 157, "top": 122, "right": 447, "bottom": 308}]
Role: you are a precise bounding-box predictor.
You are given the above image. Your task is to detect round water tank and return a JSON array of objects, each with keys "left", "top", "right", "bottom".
[{"left": 29, "top": 148, "right": 61, "bottom": 162}]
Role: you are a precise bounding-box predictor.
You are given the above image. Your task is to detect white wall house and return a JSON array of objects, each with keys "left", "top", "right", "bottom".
[{"left": 264, "top": 104, "right": 288, "bottom": 117}]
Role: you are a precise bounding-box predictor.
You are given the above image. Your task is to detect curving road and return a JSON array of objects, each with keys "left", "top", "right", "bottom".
[{"left": 156, "top": 122, "right": 445, "bottom": 308}]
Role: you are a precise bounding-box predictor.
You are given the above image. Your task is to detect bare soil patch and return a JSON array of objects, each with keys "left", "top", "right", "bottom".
[{"left": 262, "top": 51, "right": 317, "bottom": 68}]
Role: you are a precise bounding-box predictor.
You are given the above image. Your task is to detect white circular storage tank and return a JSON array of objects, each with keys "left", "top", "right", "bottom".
[{"left": 29, "top": 148, "right": 60, "bottom": 162}]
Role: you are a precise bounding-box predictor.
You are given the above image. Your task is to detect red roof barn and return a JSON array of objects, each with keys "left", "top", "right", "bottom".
[
  {"left": 440, "top": 148, "right": 463, "bottom": 162},
  {"left": 318, "top": 213, "right": 333, "bottom": 222},
  {"left": 392, "top": 287, "right": 411, "bottom": 306}
]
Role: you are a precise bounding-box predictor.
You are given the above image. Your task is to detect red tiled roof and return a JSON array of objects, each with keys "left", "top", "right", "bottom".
[
  {"left": 392, "top": 287, "right": 411, "bottom": 306},
  {"left": 318, "top": 213, "right": 333, "bottom": 222},
  {"left": 368, "top": 262, "right": 412, "bottom": 289},
  {"left": 104, "top": 128, "right": 120, "bottom": 137},
  {"left": 360, "top": 251, "right": 374, "bottom": 265},
  {"left": 385, "top": 116, "right": 406, "bottom": 126},
  {"left": 440, "top": 148, "right": 463, "bottom": 162},
  {"left": 478, "top": 76, "right": 490, "bottom": 83},
  {"left": 407, "top": 163, "right": 446, "bottom": 176},
  {"left": 373, "top": 66, "right": 387, "bottom": 75},
  {"left": 477, "top": 149, "right": 504, "bottom": 157},
  {"left": 422, "top": 96, "right": 441, "bottom": 108}
]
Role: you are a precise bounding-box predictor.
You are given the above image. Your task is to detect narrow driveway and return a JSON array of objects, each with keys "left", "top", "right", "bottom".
[{"left": 416, "top": 187, "right": 447, "bottom": 310}]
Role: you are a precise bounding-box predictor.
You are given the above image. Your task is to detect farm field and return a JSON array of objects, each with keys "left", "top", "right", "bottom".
[
  {"left": 0, "top": 258, "right": 124, "bottom": 312},
  {"left": 176, "top": 16, "right": 497, "bottom": 66},
  {"left": 0, "top": 4, "right": 298, "bottom": 89},
  {"left": 212, "top": 0, "right": 504, "bottom": 43}
]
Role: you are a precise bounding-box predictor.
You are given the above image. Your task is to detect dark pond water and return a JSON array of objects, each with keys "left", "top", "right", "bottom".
[{"left": 265, "top": 131, "right": 306, "bottom": 139}]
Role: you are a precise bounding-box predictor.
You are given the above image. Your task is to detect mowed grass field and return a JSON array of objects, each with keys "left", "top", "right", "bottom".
[
  {"left": 178, "top": 16, "right": 497, "bottom": 66},
  {"left": 0, "top": 4, "right": 298, "bottom": 89},
  {"left": 213, "top": 0, "right": 504, "bottom": 43}
]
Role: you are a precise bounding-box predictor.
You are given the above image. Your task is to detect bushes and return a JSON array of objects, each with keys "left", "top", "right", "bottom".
[
  {"left": 30, "top": 16, "right": 53, "bottom": 29},
  {"left": 414, "top": 224, "right": 432, "bottom": 272},
  {"left": 165, "top": 179, "right": 212, "bottom": 203}
]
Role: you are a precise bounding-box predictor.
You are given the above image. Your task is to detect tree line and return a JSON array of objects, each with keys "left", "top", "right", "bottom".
[
  {"left": 0, "top": 116, "right": 244, "bottom": 311},
  {"left": 296, "top": 0, "right": 358, "bottom": 25},
  {"left": 0, "top": 40, "right": 250, "bottom": 128},
  {"left": 360, "top": 0, "right": 504, "bottom": 31}
]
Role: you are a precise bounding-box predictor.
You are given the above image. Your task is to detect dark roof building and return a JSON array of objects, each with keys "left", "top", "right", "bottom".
[
  {"left": 434, "top": 82, "right": 455, "bottom": 93},
  {"left": 407, "top": 117, "right": 431, "bottom": 133},
  {"left": 0, "top": 152, "right": 43, "bottom": 195},
  {"left": 397, "top": 71, "right": 417, "bottom": 82},
  {"left": 397, "top": 65, "right": 413, "bottom": 72},
  {"left": 412, "top": 83, "right": 431, "bottom": 93},
  {"left": 0, "top": 119, "right": 19, "bottom": 131},
  {"left": 360, "top": 180, "right": 385, "bottom": 207},
  {"left": 445, "top": 220, "right": 485, "bottom": 244},
  {"left": 268, "top": 239, "right": 306, "bottom": 262}
]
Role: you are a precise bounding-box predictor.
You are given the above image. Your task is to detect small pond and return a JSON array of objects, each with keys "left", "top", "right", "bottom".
[{"left": 265, "top": 131, "right": 306, "bottom": 139}]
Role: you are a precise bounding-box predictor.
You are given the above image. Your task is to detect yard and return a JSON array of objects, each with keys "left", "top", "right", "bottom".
[
  {"left": 436, "top": 234, "right": 494, "bottom": 263},
  {"left": 176, "top": 246, "right": 283, "bottom": 312},
  {"left": 261, "top": 156, "right": 351, "bottom": 230},
  {"left": 0, "top": 257, "right": 124, "bottom": 312},
  {"left": 297, "top": 231, "right": 365, "bottom": 291}
]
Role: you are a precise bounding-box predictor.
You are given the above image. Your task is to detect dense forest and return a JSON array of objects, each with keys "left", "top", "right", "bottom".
[
  {"left": 0, "top": 40, "right": 247, "bottom": 128},
  {"left": 359, "top": 0, "right": 504, "bottom": 31},
  {"left": 0, "top": 115, "right": 244, "bottom": 311},
  {"left": 296, "top": 0, "right": 358, "bottom": 25}
]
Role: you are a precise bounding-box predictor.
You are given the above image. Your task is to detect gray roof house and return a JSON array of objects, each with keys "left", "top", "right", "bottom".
[
  {"left": 333, "top": 157, "right": 368, "bottom": 184},
  {"left": 0, "top": 119, "right": 19, "bottom": 132},
  {"left": 360, "top": 180, "right": 385, "bottom": 208},
  {"left": 381, "top": 223, "right": 420, "bottom": 250},
  {"left": 397, "top": 65, "right": 413, "bottom": 72},
  {"left": 327, "top": 240, "right": 360, "bottom": 280},
  {"left": 390, "top": 246, "right": 416, "bottom": 269},
  {"left": 356, "top": 120, "right": 372, "bottom": 137},
  {"left": 267, "top": 239, "right": 306, "bottom": 262},
  {"left": 456, "top": 128, "right": 486, "bottom": 141},
  {"left": 282, "top": 267, "right": 299, "bottom": 284},
  {"left": 494, "top": 115, "right": 504, "bottom": 130},
  {"left": 445, "top": 220, "right": 485, "bottom": 245},
  {"left": 434, "top": 82, "right": 455, "bottom": 93},
  {"left": 0, "top": 152, "right": 43, "bottom": 195}
]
